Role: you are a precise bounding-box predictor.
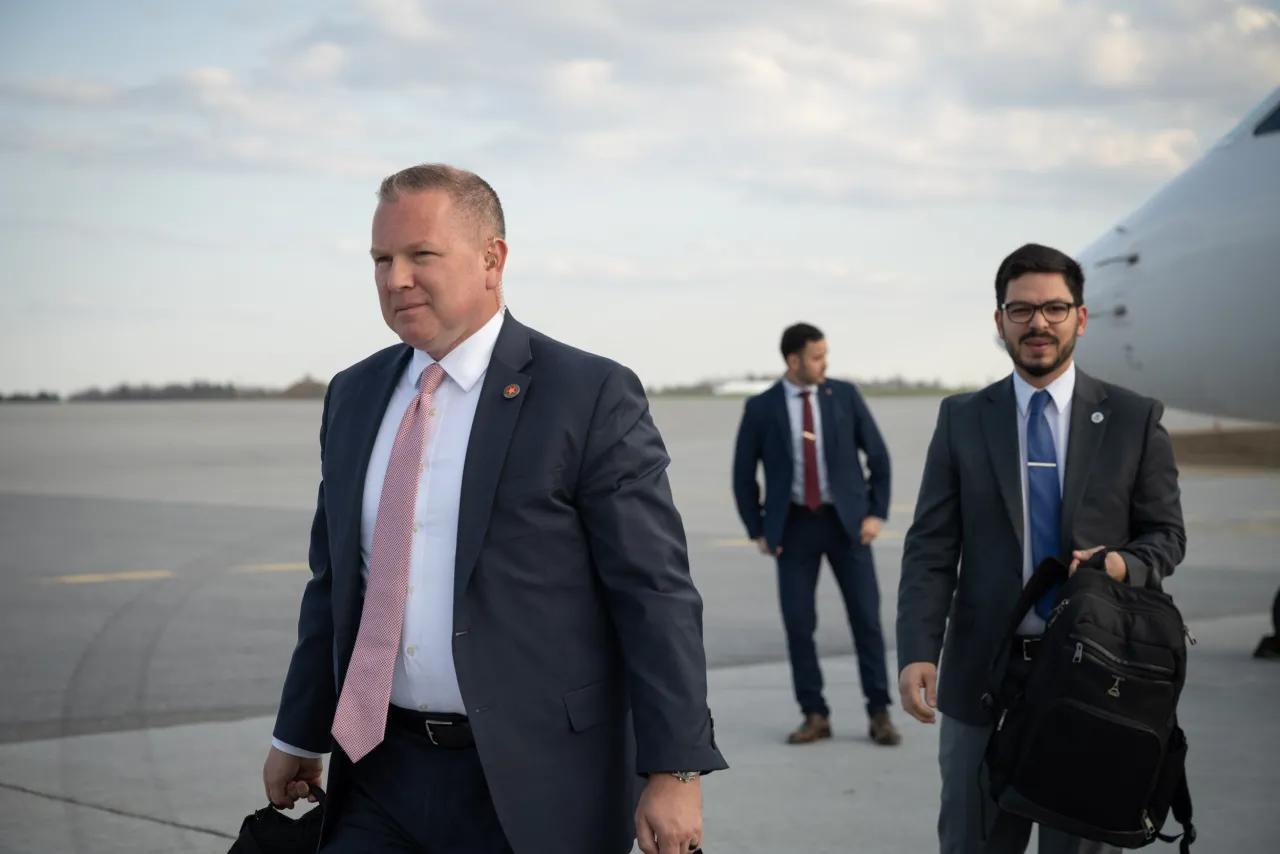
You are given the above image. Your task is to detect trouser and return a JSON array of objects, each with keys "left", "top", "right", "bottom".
[
  {"left": 776, "top": 503, "right": 892, "bottom": 718},
  {"left": 938, "top": 713, "right": 1122, "bottom": 852},
  {"left": 320, "top": 711, "right": 513, "bottom": 854}
]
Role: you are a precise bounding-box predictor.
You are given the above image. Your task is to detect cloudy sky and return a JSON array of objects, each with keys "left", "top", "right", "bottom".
[{"left": 2, "top": 0, "right": 1278, "bottom": 395}]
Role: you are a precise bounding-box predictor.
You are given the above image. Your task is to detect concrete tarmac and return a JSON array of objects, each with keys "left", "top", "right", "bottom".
[{"left": 1, "top": 395, "right": 1277, "bottom": 852}]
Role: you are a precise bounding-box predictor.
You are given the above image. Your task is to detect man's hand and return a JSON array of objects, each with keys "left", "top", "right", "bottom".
[
  {"left": 1069, "top": 546, "right": 1127, "bottom": 582},
  {"left": 635, "top": 774, "right": 703, "bottom": 854},
  {"left": 860, "top": 516, "right": 883, "bottom": 545},
  {"left": 755, "top": 537, "right": 780, "bottom": 556},
  {"left": 263, "top": 746, "right": 323, "bottom": 809},
  {"left": 898, "top": 662, "right": 938, "bottom": 724}
]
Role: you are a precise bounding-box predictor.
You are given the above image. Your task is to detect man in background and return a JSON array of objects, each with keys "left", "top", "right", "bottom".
[
  {"left": 263, "top": 163, "right": 727, "bottom": 854},
  {"left": 732, "top": 323, "right": 901, "bottom": 747},
  {"left": 896, "top": 243, "right": 1185, "bottom": 853}
]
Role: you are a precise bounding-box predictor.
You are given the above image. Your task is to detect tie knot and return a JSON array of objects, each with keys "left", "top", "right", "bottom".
[
  {"left": 1030, "top": 388, "right": 1051, "bottom": 417},
  {"left": 419, "top": 363, "right": 446, "bottom": 396}
]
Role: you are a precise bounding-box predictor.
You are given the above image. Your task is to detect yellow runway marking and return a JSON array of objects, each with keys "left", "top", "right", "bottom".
[
  {"left": 231, "top": 562, "right": 309, "bottom": 573},
  {"left": 47, "top": 570, "right": 173, "bottom": 584}
]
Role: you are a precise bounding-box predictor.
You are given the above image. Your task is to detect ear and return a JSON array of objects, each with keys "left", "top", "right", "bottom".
[
  {"left": 1076, "top": 304, "right": 1088, "bottom": 335},
  {"left": 484, "top": 238, "right": 508, "bottom": 284},
  {"left": 994, "top": 307, "right": 1005, "bottom": 338}
]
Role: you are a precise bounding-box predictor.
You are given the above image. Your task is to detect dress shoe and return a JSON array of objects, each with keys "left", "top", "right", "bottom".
[
  {"left": 869, "top": 711, "right": 901, "bottom": 746},
  {"left": 786, "top": 714, "right": 831, "bottom": 744}
]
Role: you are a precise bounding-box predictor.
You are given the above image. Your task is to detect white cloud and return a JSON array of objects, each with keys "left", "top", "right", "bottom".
[{"left": 4, "top": 0, "right": 1274, "bottom": 206}]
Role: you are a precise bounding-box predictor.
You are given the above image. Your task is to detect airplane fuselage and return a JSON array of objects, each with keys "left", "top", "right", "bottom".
[{"left": 1074, "top": 87, "right": 1280, "bottom": 424}]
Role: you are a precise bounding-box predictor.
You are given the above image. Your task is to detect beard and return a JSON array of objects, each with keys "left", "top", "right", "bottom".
[{"left": 1004, "top": 330, "right": 1076, "bottom": 377}]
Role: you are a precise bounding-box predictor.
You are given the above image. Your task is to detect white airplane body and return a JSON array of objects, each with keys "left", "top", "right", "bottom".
[{"left": 1074, "top": 85, "right": 1280, "bottom": 424}]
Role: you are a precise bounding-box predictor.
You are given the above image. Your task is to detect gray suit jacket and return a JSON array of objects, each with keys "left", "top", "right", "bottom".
[
  {"left": 273, "top": 313, "right": 727, "bottom": 853},
  {"left": 896, "top": 369, "right": 1185, "bottom": 725}
]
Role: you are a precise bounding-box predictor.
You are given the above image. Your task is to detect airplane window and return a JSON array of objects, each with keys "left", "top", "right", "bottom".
[{"left": 1256, "top": 101, "right": 1280, "bottom": 136}]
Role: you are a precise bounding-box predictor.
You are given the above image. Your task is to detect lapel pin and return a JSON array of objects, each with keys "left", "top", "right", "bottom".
[
  {"left": 1091, "top": 411, "right": 1104, "bottom": 423},
  {"left": 503, "top": 383, "right": 521, "bottom": 399}
]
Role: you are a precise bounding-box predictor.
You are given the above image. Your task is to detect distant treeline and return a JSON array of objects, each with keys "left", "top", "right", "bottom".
[
  {"left": 0, "top": 377, "right": 328, "bottom": 403},
  {"left": 649, "top": 374, "right": 976, "bottom": 397}
]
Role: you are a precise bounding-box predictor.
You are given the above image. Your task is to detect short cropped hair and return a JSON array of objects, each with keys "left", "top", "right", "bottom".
[
  {"left": 780, "top": 323, "right": 824, "bottom": 360},
  {"left": 377, "top": 163, "right": 506, "bottom": 244}
]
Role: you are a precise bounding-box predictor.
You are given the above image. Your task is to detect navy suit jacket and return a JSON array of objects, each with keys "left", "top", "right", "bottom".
[
  {"left": 732, "top": 378, "right": 891, "bottom": 552},
  {"left": 272, "top": 313, "right": 726, "bottom": 854}
]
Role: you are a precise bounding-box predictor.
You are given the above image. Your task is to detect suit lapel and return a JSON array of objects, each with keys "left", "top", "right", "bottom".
[
  {"left": 339, "top": 345, "right": 412, "bottom": 577},
  {"left": 981, "top": 376, "right": 1024, "bottom": 557},
  {"left": 453, "top": 314, "right": 533, "bottom": 602},
  {"left": 1060, "top": 371, "right": 1109, "bottom": 549}
]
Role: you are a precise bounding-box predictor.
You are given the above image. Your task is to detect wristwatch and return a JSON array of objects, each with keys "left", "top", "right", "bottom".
[{"left": 669, "top": 771, "right": 700, "bottom": 783}]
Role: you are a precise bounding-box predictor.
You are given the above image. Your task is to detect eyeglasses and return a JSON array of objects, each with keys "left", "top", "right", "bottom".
[{"left": 1001, "top": 301, "right": 1077, "bottom": 324}]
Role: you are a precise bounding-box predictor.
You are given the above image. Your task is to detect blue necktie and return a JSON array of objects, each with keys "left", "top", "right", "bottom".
[{"left": 1027, "top": 389, "right": 1062, "bottom": 619}]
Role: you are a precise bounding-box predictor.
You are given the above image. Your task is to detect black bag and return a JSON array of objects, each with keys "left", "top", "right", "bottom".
[
  {"left": 980, "top": 552, "right": 1197, "bottom": 851},
  {"left": 228, "top": 785, "right": 326, "bottom": 854}
]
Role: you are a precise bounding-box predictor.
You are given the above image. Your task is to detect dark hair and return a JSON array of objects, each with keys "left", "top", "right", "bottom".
[
  {"left": 994, "top": 243, "right": 1084, "bottom": 306},
  {"left": 780, "top": 323, "right": 824, "bottom": 360}
]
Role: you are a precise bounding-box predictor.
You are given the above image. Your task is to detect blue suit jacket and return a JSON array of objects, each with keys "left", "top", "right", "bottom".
[
  {"left": 732, "top": 378, "right": 891, "bottom": 552},
  {"left": 272, "top": 313, "right": 726, "bottom": 854}
]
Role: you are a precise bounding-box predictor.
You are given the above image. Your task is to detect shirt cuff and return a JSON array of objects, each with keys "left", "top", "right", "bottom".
[{"left": 272, "top": 737, "right": 324, "bottom": 759}]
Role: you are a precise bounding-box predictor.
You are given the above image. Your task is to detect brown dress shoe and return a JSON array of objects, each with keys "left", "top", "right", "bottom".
[
  {"left": 869, "top": 711, "right": 901, "bottom": 746},
  {"left": 786, "top": 714, "right": 832, "bottom": 744}
]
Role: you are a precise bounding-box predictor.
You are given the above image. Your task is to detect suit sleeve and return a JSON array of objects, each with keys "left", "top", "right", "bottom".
[
  {"left": 896, "top": 397, "right": 961, "bottom": 671},
  {"left": 577, "top": 364, "right": 728, "bottom": 776},
  {"left": 1117, "top": 399, "right": 1186, "bottom": 589},
  {"left": 850, "top": 386, "right": 891, "bottom": 520},
  {"left": 271, "top": 384, "right": 339, "bottom": 754},
  {"left": 731, "top": 399, "right": 764, "bottom": 539}
]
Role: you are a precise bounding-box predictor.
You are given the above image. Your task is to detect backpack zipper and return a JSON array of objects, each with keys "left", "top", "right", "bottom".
[
  {"left": 1071, "top": 634, "right": 1175, "bottom": 676},
  {"left": 1045, "top": 598, "right": 1070, "bottom": 628}
]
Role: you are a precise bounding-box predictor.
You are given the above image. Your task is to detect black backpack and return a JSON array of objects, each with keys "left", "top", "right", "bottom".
[{"left": 980, "top": 551, "right": 1197, "bottom": 851}]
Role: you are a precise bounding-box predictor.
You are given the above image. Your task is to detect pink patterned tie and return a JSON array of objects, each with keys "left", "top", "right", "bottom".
[{"left": 331, "top": 362, "right": 446, "bottom": 762}]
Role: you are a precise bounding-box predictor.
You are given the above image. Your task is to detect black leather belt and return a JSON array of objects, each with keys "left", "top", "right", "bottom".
[{"left": 386, "top": 705, "right": 475, "bottom": 749}]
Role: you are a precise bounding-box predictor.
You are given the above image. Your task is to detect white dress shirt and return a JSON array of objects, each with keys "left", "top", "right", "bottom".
[
  {"left": 273, "top": 308, "right": 505, "bottom": 758},
  {"left": 1012, "top": 361, "right": 1074, "bottom": 636},
  {"left": 782, "top": 378, "right": 832, "bottom": 505}
]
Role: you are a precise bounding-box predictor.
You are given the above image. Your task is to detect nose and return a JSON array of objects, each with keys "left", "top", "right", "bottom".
[{"left": 386, "top": 257, "right": 413, "bottom": 290}]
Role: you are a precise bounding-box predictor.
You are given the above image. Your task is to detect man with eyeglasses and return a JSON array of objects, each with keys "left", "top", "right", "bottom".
[{"left": 895, "top": 243, "right": 1185, "bottom": 853}]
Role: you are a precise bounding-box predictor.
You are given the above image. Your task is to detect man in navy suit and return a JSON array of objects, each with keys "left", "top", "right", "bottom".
[
  {"left": 262, "top": 163, "right": 726, "bottom": 854},
  {"left": 732, "top": 323, "right": 900, "bottom": 746}
]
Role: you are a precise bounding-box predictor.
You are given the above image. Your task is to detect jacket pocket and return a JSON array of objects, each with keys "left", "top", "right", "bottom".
[{"left": 562, "top": 679, "right": 622, "bottom": 733}]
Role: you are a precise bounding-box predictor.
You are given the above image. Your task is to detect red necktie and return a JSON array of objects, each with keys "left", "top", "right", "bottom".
[{"left": 800, "top": 391, "right": 821, "bottom": 510}]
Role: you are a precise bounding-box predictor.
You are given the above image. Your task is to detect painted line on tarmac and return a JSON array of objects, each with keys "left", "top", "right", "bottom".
[
  {"left": 44, "top": 570, "right": 173, "bottom": 584},
  {"left": 230, "top": 561, "right": 309, "bottom": 573},
  {"left": 0, "top": 781, "right": 235, "bottom": 841}
]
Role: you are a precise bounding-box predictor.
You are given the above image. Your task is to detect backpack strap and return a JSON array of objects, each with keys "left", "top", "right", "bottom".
[
  {"left": 1157, "top": 767, "right": 1196, "bottom": 852},
  {"left": 981, "top": 556, "right": 1070, "bottom": 709}
]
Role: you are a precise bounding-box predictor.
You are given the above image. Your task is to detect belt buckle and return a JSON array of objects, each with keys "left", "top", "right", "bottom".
[{"left": 422, "top": 719, "right": 451, "bottom": 746}]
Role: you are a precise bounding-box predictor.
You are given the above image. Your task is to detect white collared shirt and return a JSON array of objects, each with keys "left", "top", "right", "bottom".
[
  {"left": 782, "top": 377, "right": 832, "bottom": 505},
  {"left": 274, "top": 309, "right": 505, "bottom": 758},
  {"left": 1012, "top": 360, "right": 1075, "bottom": 636}
]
